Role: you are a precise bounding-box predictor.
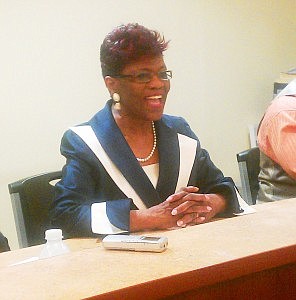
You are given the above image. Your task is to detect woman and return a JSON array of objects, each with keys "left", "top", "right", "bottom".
[{"left": 51, "top": 23, "right": 241, "bottom": 238}]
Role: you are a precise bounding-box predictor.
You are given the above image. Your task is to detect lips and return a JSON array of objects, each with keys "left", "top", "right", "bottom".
[{"left": 145, "top": 95, "right": 165, "bottom": 112}]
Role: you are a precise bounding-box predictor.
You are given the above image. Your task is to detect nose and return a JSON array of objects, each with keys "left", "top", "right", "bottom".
[{"left": 148, "top": 74, "right": 165, "bottom": 89}]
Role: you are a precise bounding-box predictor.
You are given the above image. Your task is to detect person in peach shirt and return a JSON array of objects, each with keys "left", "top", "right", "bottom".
[{"left": 257, "top": 79, "right": 296, "bottom": 201}]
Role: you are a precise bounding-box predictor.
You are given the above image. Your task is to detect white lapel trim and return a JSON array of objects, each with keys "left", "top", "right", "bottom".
[
  {"left": 175, "top": 133, "right": 197, "bottom": 192},
  {"left": 70, "top": 125, "right": 147, "bottom": 210}
]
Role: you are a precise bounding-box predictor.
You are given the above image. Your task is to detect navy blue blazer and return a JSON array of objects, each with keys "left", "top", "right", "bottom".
[{"left": 51, "top": 100, "right": 241, "bottom": 238}]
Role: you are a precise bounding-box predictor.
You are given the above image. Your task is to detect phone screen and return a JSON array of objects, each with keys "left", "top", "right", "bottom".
[{"left": 141, "top": 237, "right": 160, "bottom": 242}]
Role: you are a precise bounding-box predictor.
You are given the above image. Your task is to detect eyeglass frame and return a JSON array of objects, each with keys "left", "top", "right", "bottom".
[{"left": 110, "top": 70, "right": 172, "bottom": 83}]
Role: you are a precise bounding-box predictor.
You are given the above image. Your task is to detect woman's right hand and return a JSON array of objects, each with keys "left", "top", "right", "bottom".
[{"left": 130, "top": 197, "right": 186, "bottom": 231}]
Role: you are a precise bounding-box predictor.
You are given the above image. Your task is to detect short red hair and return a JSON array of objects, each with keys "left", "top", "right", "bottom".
[{"left": 100, "top": 23, "right": 169, "bottom": 77}]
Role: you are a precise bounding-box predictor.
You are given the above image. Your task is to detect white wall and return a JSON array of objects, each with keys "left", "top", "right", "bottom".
[{"left": 1, "top": 0, "right": 295, "bottom": 249}]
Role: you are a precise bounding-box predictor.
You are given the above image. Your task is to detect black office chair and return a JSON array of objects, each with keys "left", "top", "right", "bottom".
[
  {"left": 236, "top": 147, "right": 260, "bottom": 205},
  {"left": 0, "top": 232, "right": 10, "bottom": 252},
  {"left": 8, "top": 171, "right": 62, "bottom": 248}
]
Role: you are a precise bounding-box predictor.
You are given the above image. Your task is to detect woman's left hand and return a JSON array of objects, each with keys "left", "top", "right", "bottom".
[{"left": 165, "top": 186, "right": 226, "bottom": 227}]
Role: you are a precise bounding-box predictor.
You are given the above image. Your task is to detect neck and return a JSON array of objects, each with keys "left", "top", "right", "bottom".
[
  {"left": 112, "top": 106, "right": 153, "bottom": 136},
  {"left": 111, "top": 106, "right": 158, "bottom": 164}
]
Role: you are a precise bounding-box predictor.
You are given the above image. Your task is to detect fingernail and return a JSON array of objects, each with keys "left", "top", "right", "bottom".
[
  {"left": 207, "top": 206, "right": 212, "bottom": 211},
  {"left": 200, "top": 217, "right": 205, "bottom": 221},
  {"left": 172, "top": 209, "right": 177, "bottom": 215},
  {"left": 177, "top": 220, "right": 183, "bottom": 226}
]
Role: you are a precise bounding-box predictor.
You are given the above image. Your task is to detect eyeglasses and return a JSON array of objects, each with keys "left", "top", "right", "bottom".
[{"left": 111, "top": 70, "right": 172, "bottom": 83}]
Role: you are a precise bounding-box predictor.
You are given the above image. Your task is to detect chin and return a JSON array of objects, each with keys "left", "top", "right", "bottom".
[{"left": 150, "top": 112, "right": 164, "bottom": 121}]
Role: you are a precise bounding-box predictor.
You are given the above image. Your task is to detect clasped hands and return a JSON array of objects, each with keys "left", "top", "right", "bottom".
[
  {"left": 130, "top": 186, "right": 226, "bottom": 231},
  {"left": 166, "top": 186, "right": 226, "bottom": 228},
  {"left": 136, "top": 186, "right": 226, "bottom": 231}
]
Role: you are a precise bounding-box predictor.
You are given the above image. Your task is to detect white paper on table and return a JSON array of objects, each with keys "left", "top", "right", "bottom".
[
  {"left": 234, "top": 190, "right": 256, "bottom": 215},
  {"left": 9, "top": 256, "right": 39, "bottom": 266}
]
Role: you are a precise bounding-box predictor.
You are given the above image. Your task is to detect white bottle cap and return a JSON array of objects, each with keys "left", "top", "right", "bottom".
[{"left": 45, "top": 229, "right": 63, "bottom": 240}]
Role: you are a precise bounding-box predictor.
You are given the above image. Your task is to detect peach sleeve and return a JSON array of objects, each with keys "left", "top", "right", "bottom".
[{"left": 268, "top": 110, "right": 296, "bottom": 179}]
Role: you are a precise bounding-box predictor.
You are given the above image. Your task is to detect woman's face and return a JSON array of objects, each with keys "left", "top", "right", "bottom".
[{"left": 113, "top": 55, "right": 170, "bottom": 122}]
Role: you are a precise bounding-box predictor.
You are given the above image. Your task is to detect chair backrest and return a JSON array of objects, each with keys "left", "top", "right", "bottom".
[
  {"left": 8, "top": 171, "right": 62, "bottom": 248},
  {"left": 236, "top": 147, "right": 260, "bottom": 205},
  {"left": 0, "top": 232, "right": 10, "bottom": 253}
]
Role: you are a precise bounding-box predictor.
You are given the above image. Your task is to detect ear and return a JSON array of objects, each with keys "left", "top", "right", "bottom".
[{"left": 104, "top": 76, "right": 118, "bottom": 95}]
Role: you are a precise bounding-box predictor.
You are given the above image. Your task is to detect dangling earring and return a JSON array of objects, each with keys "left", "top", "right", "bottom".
[{"left": 112, "top": 93, "right": 121, "bottom": 110}]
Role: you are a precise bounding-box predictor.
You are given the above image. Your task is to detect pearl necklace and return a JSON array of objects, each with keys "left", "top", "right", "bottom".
[{"left": 136, "top": 121, "right": 157, "bottom": 162}]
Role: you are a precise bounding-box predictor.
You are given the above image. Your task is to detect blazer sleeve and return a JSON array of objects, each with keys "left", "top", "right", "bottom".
[
  {"left": 50, "top": 129, "right": 132, "bottom": 238},
  {"left": 190, "top": 147, "right": 241, "bottom": 216}
]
